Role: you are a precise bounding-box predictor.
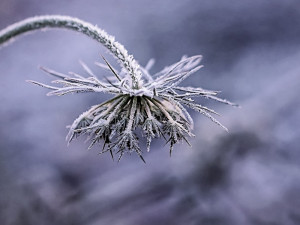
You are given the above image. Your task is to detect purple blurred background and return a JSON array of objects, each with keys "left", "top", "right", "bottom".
[{"left": 1, "top": 0, "right": 300, "bottom": 224}]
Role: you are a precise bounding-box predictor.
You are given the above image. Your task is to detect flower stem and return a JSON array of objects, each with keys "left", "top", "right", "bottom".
[{"left": 0, "top": 15, "right": 142, "bottom": 88}]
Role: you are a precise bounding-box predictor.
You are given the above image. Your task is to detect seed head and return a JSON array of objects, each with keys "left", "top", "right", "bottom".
[
  {"left": 0, "top": 15, "right": 238, "bottom": 162},
  {"left": 28, "top": 55, "right": 238, "bottom": 162}
]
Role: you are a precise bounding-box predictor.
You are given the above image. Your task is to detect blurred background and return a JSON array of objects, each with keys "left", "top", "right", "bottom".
[{"left": 0, "top": 0, "right": 300, "bottom": 224}]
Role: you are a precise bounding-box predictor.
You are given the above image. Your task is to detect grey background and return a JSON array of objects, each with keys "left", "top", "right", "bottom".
[{"left": 0, "top": 0, "right": 300, "bottom": 224}]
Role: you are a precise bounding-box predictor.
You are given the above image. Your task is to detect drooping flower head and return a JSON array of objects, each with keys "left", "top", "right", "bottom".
[
  {"left": 28, "top": 55, "right": 237, "bottom": 162},
  {"left": 0, "top": 15, "right": 238, "bottom": 162}
]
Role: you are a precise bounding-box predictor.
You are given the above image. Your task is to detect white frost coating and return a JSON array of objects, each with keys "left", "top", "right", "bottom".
[{"left": 0, "top": 15, "right": 142, "bottom": 88}]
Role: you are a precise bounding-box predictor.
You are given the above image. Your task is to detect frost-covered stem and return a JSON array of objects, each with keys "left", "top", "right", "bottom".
[
  {"left": 106, "top": 96, "right": 129, "bottom": 122},
  {"left": 144, "top": 99, "right": 154, "bottom": 119},
  {"left": 0, "top": 15, "right": 142, "bottom": 88},
  {"left": 125, "top": 97, "right": 137, "bottom": 133},
  {"left": 91, "top": 97, "right": 124, "bottom": 124},
  {"left": 149, "top": 98, "right": 175, "bottom": 123}
]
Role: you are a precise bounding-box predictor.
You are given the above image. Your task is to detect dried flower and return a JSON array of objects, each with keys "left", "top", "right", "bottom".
[{"left": 0, "top": 15, "right": 238, "bottom": 162}]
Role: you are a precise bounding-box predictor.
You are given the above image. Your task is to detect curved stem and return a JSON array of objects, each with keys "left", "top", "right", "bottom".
[{"left": 0, "top": 15, "right": 142, "bottom": 88}]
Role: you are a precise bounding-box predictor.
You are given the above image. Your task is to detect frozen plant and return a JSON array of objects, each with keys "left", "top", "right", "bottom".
[{"left": 0, "top": 15, "right": 238, "bottom": 162}]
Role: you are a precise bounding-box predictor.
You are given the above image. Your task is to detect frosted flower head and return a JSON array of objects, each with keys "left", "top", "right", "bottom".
[
  {"left": 28, "top": 55, "right": 237, "bottom": 162},
  {"left": 0, "top": 15, "right": 238, "bottom": 162}
]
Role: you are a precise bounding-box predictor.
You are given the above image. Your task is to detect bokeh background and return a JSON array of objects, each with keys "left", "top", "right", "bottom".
[{"left": 1, "top": 0, "right": 300, "bottom": 224}]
